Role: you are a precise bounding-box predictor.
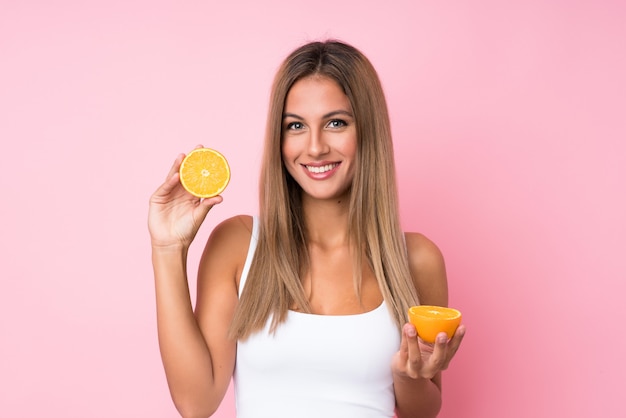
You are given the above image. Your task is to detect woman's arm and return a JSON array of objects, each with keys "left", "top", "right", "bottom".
[
  {"left": 392, "top": 233, "right": 466, "bottom": 418},
  {"left": 149, "top": 152, "right": 246, "bottom": 417},
  {"left": 153, "top": 244, "right": 231, "bottom": 418}
]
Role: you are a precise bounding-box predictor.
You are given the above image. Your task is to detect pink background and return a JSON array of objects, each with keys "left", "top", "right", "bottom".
[{"left": 1, "top": 0, "right": 625, "bottom": 417}]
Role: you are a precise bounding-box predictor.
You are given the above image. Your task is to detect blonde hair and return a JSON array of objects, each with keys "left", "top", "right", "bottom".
[{"left": 230, "top": 40, "right": 419, "bottom": 339}]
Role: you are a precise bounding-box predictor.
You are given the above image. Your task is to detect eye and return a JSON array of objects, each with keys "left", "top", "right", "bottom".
[
  {"left": 286, "top": 121, "right": 304, "bottom": 130},
  {"left": 327, "top": 119, "right": 347, "bottom": 128}
]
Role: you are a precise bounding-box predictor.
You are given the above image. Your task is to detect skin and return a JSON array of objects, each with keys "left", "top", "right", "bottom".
[{"left": 148, "top": 76, "right": 465, "bottom": 418}]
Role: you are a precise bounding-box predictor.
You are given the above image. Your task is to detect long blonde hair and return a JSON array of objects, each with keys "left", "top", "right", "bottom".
[{"left": 230, "top": 40, "right": 419, "bottom": 339}]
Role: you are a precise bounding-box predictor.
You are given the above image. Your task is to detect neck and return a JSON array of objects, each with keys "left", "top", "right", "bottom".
[{"left": 302, "top": 194, "right": 351, "bottom": 249}]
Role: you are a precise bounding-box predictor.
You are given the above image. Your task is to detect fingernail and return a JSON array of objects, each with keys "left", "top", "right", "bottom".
[
  {"left": 437, "top": 333, "right": 448, "bottom": 344},
  {"left": 406, "top": 326, "right": 417, "bottom": 338}
]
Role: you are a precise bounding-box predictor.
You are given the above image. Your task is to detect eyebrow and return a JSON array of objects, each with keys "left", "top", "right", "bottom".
[{"left": 282, "top": 110, "right": 354, "bottom": 120}]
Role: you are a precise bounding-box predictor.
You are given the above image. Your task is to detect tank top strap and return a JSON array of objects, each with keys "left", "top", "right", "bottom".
[{"left": 238, "top": 216, "right": 259, "bottom": 297}]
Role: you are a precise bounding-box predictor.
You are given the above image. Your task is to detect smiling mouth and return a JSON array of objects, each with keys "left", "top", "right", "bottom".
[{"left": 305, "top": 163, "right": 339, "bottom": 174}]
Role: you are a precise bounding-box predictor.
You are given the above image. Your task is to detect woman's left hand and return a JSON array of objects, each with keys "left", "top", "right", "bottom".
[{"left": 391, "top": 323, "right": 466, "bottom": 380}]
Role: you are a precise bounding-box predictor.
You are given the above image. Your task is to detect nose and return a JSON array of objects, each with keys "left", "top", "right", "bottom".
[{"left": 307, "top": 128, "right": 330, "bottom": 157}]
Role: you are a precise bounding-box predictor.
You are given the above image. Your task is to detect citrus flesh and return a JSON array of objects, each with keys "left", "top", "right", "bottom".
[
  {"left": 179, "top": 148, "right": 230, "bottom": 198},
  {"left": 408, "top": 305, "right": 462, "bottom": 343}
]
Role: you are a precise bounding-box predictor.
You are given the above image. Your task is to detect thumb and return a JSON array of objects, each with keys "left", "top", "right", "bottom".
[{"left": 193, "top": 195, "right": 223, "bottom": 224}]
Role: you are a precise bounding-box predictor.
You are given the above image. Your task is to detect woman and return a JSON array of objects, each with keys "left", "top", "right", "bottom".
[{"left": 148, "top": 40, "right": 465, "bottom": 418}]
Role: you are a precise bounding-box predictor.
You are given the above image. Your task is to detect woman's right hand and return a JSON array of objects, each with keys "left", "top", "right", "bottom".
[{"left": 148, "top": 148, "right": 223, "bottom": 249}]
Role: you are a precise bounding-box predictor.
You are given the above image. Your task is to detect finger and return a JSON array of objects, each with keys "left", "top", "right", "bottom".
[
  {"left": 404, "top": 323, "right": 422, "bottom": 378},
  {"left": 201, "top": 195, "right": 223, "bottom": 208},
  {"left": 150, "top": 170, "right": 182, "bottom": 204},
  {"left": 192, "top": 195, "right": 223, "bottom": 227},
  {"left": 425, "top": 332, "right": 451, "bottom": 374},
  {"left": 165, "top": 154, "right": 185, "bottom": 181},
  {"left": 398, "top": 323, "right": 410, "bottom": 362},
  {"left": 390, "top": 326, "right": 408, "bottom": 377},
  {"left": 164, "top": 145, "right": 204, "bottom": 182},
  {"left": 160, "top": 171, "right": 182, "bottom": 194},
  {"left": 441, "top": 324, "right": 466, "bottom": 370}
]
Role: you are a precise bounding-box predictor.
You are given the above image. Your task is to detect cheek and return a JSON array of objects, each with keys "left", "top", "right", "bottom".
[
  {"left": 281, "top": 141, "right": 299, "bottom": 176},
  {"left": 281, "top": 137, "right": 301, "bottom": 162},
  {"left": 341, "top": 135, "right": 358, "bottom": 158},
  {"left": 343, "top": 137, "right": 359, "bottom": 178},
  {"left": 280, "top": 141, "right": 291, "bottom": 163}
]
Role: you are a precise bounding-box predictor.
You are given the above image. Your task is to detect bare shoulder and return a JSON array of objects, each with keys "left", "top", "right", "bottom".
[
  {"left": 206, "top": 214, "right": 253, "bottom": 251},
  {"left": 404, "top": 232, "right": 449, "bottom": 307},
  {"left": 198, "top": 215, "right": 254, "bottom": 287}
]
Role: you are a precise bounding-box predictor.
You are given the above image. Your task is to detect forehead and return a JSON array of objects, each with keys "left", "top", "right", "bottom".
[{"left": 284, "top": 76, "right": 352, "bottom": 115}]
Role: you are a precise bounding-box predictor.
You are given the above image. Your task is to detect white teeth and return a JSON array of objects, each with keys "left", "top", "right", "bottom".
[{"left": 306, "top": 163, "right": 338, "bottom": 174}]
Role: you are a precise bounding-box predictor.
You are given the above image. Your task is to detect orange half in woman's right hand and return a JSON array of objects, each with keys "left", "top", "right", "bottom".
[{"left": 179, "top": 148, "right": 231, "bottom": 198}]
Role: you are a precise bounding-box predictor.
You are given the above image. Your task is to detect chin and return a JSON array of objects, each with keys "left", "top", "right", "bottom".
[{"left": 303, "top": 188, "right": 351, "bottom": 202}]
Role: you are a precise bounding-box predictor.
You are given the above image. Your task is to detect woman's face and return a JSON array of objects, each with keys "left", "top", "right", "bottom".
[{"left": 281, "top": 76, "right": 357, "bottom": 202}]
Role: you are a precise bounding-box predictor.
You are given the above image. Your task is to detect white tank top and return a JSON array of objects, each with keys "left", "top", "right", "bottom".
[{"left": 234, "top": 217, "right": 400, "bottom": 418}]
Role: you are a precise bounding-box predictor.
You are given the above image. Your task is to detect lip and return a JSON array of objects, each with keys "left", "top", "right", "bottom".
[{"left": 301, "top": 161, "right": 341, "bottom": 180}]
